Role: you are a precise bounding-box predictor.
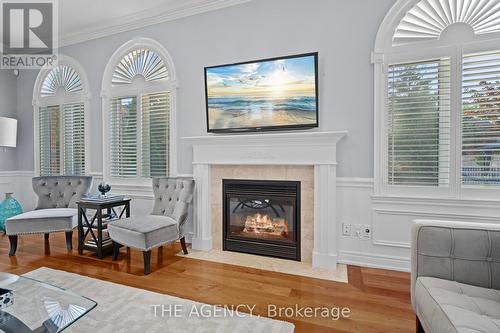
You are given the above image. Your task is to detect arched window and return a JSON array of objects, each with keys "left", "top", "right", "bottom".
[
  {"left": 102, "top": 38, "right": 177, "bottom": 186},
  {"left": 374, "top": 0, "right": 500, "bottom": 199},
  {"left": 33, "top": 56, "right": 89, "bottom": 176}
]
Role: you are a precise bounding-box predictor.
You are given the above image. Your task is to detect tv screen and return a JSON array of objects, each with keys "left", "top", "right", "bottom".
[{"left": 205, "top": 52, "right": 319, "bottom": 133}]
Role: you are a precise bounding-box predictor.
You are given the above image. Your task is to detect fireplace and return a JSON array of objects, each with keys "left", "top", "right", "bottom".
[{"left": 223, "top": 179, "right": 300, "bottom": 261}]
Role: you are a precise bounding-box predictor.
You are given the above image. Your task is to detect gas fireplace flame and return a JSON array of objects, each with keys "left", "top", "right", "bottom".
[{"left": 243, "top": 213, "right": 289, "bottom": 236}]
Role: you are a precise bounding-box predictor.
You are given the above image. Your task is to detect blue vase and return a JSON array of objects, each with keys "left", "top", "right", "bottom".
[{"left": 0, "top": 193, "right": 23, "bottom": 232}]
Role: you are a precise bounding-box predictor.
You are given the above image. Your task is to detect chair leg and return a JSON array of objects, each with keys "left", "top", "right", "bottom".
[
  {"left": 180, "top": 236, "right": 188, "bottom": 255},
  {"left": 44, "top": 233, "right": 49, "bottom": 241},
  {"left": 8, "top": 235, "right": 18, "bottom": 256},
  {"left": 416, "top": 316, "right": 425, "bottom": 333},
  {"left": 112, "top": 242, "right": 120, "bottom": 261},
  {"left": 65, "top": 231, "right": 73, "bottom": 250},
  {"left": 143, "top": 250, "right": 151, "bottom": 275}
]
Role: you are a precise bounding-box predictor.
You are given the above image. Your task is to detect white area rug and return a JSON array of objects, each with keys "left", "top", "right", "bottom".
[
  {"left": 23, "top": 267, "right": 295, "bottom": 333},
  {"left": 177, "top": 249, "right": 348, "bottom": 283}
]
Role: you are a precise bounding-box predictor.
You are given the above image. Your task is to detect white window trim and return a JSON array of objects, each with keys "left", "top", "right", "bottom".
[
  {"left": 101, "top": 37, "right": 179, "bottom": 187},
  {"left": 373, "top": 0, "right": 500, "bottom": 201},
  {"left": 33, "top": 55, "right": 91, "bottom": 177}
]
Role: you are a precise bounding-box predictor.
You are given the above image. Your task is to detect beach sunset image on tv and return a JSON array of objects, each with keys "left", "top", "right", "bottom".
[{"left": 205, "top": 53, "right": 318, "bottom": 132}]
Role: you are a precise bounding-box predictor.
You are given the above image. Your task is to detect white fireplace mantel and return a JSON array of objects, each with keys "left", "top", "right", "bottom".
[{"left": 182, "top": 131, "right": 347, "bottom": 270}]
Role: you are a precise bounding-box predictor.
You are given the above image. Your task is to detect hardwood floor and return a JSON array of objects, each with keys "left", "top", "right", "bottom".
[{"left": 0, "top": 233, "right": 415, "bottom": 332}]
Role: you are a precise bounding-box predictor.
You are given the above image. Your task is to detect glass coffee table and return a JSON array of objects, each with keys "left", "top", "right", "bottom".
[{"left": 0, "top": 273, "right": 96, "bottom": 333}]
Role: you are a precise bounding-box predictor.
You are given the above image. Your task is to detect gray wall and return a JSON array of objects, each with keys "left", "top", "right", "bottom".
[
  {"left": 0, "top": 70, "right": 18, "bottom": 171},
  {"left": 16, "top": 0, "right": 394, "bottom": 177}
]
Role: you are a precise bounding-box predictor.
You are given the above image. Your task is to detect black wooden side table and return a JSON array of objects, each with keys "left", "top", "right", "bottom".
[{"left": 77, "top": 198, "right": 131, "bottom": 259}]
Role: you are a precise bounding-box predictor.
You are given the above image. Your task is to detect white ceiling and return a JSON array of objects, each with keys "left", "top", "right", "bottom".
[{"left": 58, "top": 0, "right": 250, "bottom": 46}]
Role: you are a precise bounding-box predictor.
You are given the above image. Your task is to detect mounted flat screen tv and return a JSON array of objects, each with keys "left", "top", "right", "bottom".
[{"left": 205, "top": 52, "right": 319, "bottom": 133}]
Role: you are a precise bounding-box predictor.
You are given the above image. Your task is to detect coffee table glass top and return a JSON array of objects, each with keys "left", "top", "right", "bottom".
[{"left": 0, "top": 273, "right": 96, "bottom": 333}]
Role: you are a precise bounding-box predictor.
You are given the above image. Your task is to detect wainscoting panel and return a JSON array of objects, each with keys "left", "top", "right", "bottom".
[
  {"left": 372, "top": 208, "right": 500, "bottom": 250},
  {"left": 372, "top": 209, "right": 413, "bottom": 248},
  {"left": 3, "top": 172, "right": 500, "bottom": 272},
  {"left": 0, "top": 171, "right": 21, "bottom": 209},
  {"left": 337, "top": 178, "right": 500, "bottom": 272},
  {"left": 0, "top": 181, "right": 15, "bottom": 200}
]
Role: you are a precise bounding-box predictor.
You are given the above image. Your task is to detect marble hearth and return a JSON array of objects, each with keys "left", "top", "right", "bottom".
[{"left": 183, "top": 131, "right": 346, "bottom": 270}]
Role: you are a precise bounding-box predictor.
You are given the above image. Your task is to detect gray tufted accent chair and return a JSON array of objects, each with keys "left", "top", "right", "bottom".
[
  {"left": 411, "top": 220, "right": 500, "bottom": 333},
  {"left": 5, "top": 176, "right": 92, "bottom": 256},
  {"left": 108, "top": 177, "right": 194, "bottom": 275},
  {"left": 151, "top": 177, "right": 194, "bottom": 238},
  {"left": 32, "top": 176, "right": 93, "bottom": 209}
]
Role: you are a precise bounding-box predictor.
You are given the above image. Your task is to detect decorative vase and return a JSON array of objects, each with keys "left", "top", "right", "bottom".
[
  {"left": 0, "top": 193, "right": 23, "bottom": 232},
  {"left": 98, "top": 183, "right": 111, "bottom": 197}
]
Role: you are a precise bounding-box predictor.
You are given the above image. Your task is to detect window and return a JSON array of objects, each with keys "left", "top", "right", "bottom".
[
  {"left": 34, "top": 58, "right": 89, "bottom": 176},
  {"left": 462, "top": 51, "right": 500, "bottom": 186},
  {"left": 393, "top": 0, "right": 500, "bottom": 46},
  {"left": 102, "top": 39, "right": 177, "bottom": 185},
  {"left": 375, "top": 0, "right": 500, "bottom": 197},
  {"left": 387, "top": 59, "right": 451, "bottom": 186}
]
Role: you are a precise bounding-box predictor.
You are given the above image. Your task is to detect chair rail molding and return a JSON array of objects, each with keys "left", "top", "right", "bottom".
[{"left": 183, "top": 131, "right": 347, "bottom": 270}]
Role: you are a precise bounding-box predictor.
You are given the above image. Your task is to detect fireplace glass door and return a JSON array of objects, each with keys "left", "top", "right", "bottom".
[
  {"left": 223, "top": 179, "right": 300, "bottom": 261},
  {"left": 227, "top": 197, "right": 295, "bottom": 244}
]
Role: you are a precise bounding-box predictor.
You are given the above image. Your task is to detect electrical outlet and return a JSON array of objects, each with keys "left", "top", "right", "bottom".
[
  {"left": 360, "top": 225, "right": 371, "bottom": 239},
  {"left": 352, "top": 224, "right": 371, "bottom": 239},
  {"left": 342, "top": 223, "right": 352, "bottom": 236}
]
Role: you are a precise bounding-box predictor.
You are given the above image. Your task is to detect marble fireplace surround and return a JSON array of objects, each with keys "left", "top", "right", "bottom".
[{"left": 183, "top": 131, "right": 347, "bottom": 270}]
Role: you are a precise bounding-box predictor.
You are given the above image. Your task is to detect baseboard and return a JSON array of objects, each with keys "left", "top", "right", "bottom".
[{"left": 338, "top": 250, "right": 410, "bottom": 272}]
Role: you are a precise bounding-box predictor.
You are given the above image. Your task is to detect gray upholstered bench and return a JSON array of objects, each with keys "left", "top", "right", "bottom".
[
  {"left": 5, "top": 176, "right": 92, "bottom": 256},
  {"left": 108, "top": 177, "right": 194, "bottom": 274}
]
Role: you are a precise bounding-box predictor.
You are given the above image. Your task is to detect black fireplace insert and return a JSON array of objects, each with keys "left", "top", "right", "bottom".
[{"left": 223, "top": 179, "right": 300, "bottom": 261}]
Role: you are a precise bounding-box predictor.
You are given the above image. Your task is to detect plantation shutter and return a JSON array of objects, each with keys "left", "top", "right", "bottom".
[
  {"left": 39, "top": 105, "right": 61, "bottom": 176},
  {"left": 63, "top": 103, "right": 85, "bottom": 175},
  {"left": 387, "top": 59, "right": 451, "bottom": 186},
  {"left": 462, "top": 51, "right": 500, "bottom": 186},
  {"left": 110, "top": 97, "right": 138, "bottom": 178},
  {"left": 141, "top": 92, "right": 170, "bottom": 178}
]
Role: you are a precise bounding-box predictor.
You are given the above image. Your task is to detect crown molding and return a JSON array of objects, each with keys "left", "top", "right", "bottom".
[{"left": 59, "top": 0, "right": 252, "bottom": 47}]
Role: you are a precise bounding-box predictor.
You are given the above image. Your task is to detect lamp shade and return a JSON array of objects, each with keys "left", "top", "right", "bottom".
[{"left": 0, "top": 117, "right": 17, "bottom": 148}]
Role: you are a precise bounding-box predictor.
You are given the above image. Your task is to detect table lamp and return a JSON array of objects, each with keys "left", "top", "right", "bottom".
[{"left": 0, "top": 117, "right": 17, "bottom": 151}]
